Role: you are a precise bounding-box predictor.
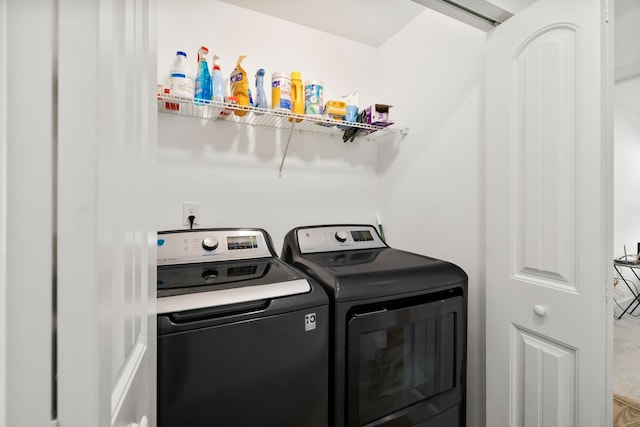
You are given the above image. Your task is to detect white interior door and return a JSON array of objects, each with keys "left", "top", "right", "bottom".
[
  {"left": 486, "top": 0, "right": 613, "bottom": 426},
  {"left": 57, "top": 0, "right": 157, "bottom": 426}
]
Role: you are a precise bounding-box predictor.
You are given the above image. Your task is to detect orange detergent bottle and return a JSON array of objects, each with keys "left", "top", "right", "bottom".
[{"left": 230, "top": 55, "right": 249, "bottom": 116}]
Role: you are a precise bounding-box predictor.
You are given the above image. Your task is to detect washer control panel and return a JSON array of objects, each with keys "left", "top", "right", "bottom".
[
  {"left": 296, "top": 225, "right": 386, "bottom": 253},
  {"left": 157, "top": 229, "right": 272, "bottom": 265}
]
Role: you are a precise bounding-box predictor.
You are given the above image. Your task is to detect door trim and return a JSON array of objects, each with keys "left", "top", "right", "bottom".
[{"left": 0, "top": 0, "right": 7, "bottom": 422}]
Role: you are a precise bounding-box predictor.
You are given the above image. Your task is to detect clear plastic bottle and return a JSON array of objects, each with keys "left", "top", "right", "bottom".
[
  {"left": 194, "top": 46, "right": 212, "bottom": 104},
  {"left": 211, "top": 54, "right": 224, "bottom": 102},
  {"left": 169, "top": 51, "right": 194, "bottom": 98}
]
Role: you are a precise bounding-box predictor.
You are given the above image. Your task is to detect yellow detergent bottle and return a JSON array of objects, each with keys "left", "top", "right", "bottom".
[
  {"left": 230, "top": 55, "right": 249, "bottom": 116},
  {"left": 289, "top": 71, "right": 304, "bottom": 122}
]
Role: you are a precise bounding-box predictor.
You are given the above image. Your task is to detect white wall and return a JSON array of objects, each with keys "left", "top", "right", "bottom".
[
  {"left": 615, "top": 0, "right": 640, "bottom": 83},
  {"left": 613, "top": 79, "right": 640, "bottom": 311},
  {"left": 157, "top": 1, "right": 486, "bottom": 426},
  {"left": 377, "top": 10, "right": 487, "bottom": 427},
  {"left": 156, "top": 0, "right": 382, "bottom": 250},
  {"left": 613, "top": 0, "right": 640, "bottom": 268}
]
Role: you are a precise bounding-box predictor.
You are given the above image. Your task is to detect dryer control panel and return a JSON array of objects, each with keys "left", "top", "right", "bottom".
[
  {"left": 158, "top": 229, "right": 272, "bottom": 265},
  {"left": 296, "top": 225, "right": 387, "bottom": 253}
]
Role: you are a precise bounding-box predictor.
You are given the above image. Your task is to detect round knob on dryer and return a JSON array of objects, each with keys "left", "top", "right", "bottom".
[
  {"left": 335, "top": 231, "right": 348, "bottom": 242},
  {"left": 202, "top": 237, "right": 219, "bottom": 251},
  {"left": 202, "top": 270, "right": 218, "bottom": 282}
]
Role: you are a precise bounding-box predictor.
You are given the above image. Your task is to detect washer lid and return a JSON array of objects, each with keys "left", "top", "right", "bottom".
[
  {"left": 157, "top": 254, "right": 313, "bottom": 313},
  {"left": 157, "top": 278, "right": 311, "bottom": 314},
  {"left": 157, "top": 257, "right": 291, "bottom": 291}
]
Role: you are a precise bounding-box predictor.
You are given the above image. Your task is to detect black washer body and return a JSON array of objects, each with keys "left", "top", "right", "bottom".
[{"left": 157, "top": 228, "right": 329, "bottom": 427}]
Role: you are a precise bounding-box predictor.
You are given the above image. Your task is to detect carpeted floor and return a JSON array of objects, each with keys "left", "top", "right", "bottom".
[
  {"left": 614, "top": 313, "right": 640, "bottom": 401},
  {"left": 614, "top": 312, "right": 640, "bottom": 426},
  {"left": 614, "top": 394, "right": 640, "bottom": 427}
]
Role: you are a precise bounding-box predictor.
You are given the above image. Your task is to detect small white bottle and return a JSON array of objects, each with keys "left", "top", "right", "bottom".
[
  {"left": 211, "top": 54, "right": 224, "bottom": 102},
  {"left": 169, "top": 51, "right": 194, "bottom": 98}
]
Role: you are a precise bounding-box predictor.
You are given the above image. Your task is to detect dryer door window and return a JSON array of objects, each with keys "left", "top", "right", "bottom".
[{"left": 346, "top": 292, "right": 464, "bottom": 426}]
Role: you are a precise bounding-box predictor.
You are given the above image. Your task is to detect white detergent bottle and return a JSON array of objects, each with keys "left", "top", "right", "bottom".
[{"left": 169, "top": 51, "right": 194, "bottom": 98}]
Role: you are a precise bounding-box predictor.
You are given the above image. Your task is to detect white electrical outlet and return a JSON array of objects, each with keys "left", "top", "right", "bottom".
[{"left": 183, "top": 202, "right": 200, "bottom": 227}]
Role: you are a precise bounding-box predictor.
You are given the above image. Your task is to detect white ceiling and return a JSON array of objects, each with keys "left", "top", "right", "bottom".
[
  {"left": 216, "top": 0, "right": 428, "bottom": 47},
  {"left": 217, "top": 0, "right": 539, "bottom": 46},
  {"left": 217, "top": 0, "right": 639, "bottom": 94}
]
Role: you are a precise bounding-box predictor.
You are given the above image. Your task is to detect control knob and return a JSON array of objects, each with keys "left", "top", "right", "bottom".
[
  {"left": 202, "top": 270, "right": 218, "bottom": 282},
  {"left": 335, "top": 231, "right": 348, "bottom": 243},
  {"left": 202, "top": 237, "right": 219, "bottom": 251}
]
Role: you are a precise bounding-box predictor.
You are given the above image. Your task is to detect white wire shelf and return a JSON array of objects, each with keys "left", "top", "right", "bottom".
[{"left": 157, "top": 93, "right": 409, "bottom": 141}]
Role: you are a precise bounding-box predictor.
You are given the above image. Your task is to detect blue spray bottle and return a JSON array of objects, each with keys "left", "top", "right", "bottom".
[
  {"left": 194, "top": 46, "right": 212, "bottom": 104},
  {"left": 254, "top": 68, "right": 268, "bottom": 111}
]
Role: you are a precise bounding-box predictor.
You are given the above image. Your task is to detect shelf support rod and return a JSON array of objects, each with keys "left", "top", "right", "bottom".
[{"left": 278, "top": 120, "right": 296, "bottom": 177}]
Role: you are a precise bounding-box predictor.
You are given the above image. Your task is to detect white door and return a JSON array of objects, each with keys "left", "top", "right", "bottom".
[
  {"left": 56, "top": 1, "right": 157, "bottom": 426},
  {"left": 486, "top": 0, "right": 613, "bottom": 426}
]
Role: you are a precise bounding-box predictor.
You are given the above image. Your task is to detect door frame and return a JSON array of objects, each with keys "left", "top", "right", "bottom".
[
  {"left": 605, "top": 0, "right": 615, "bottom": 420},
  {"left": 2, "top": 1, "right": 57, "bottom": 426},
  {"left": 0, "top": 0, "right": 7, "bottom": 422}
]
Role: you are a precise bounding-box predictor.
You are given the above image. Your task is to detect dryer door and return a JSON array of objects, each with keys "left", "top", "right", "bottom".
[{"left": 346, "top": 290, "right": 465, "bottom": 427}]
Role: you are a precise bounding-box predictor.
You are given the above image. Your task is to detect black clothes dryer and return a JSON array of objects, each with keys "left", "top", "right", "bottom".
[
  {"left": 157, "top": 228, "right": 329, "bottom": 427},
  {"left": 282, "top": 224, "right": 468, "bottom": 427}
]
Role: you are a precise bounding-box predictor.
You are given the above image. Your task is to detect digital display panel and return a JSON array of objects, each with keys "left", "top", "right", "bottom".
[
  {"left": 351, "top": 230, "right": 374, "bottom": 242},
  {"left": 227, "top": 235, "right": 258, "bottom": 250}
]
